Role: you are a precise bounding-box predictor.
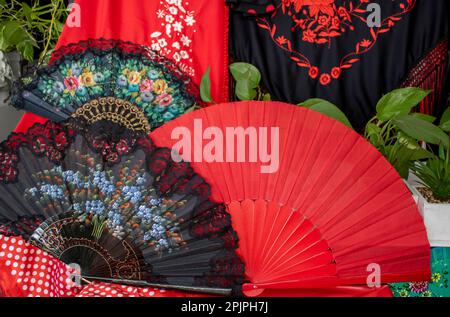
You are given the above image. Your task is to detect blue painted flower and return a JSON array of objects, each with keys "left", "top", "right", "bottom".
[
  {"left": 40, "top": 184, "right": 64, "bottom": 199},
  {"left": 93, "top": 73, "right": 105, "bottom": 82},
  {"left": 128, "top": 84, "right": 139, "bottom": 92},
  {"left": 85, "top": 200, "right": 106, "bottom": 215},
  {"left": 53, "top": 82, "right": 65, "bottom": 94},
  {"left": 162, "top": 112, "right": 175, "bottom": 121},
  {"left": 73, "top": 203, "right": 82, "bottom": 212},
  {"left": 136, "top": 176, "right": 146, "bottom": 185},
  {"left": 140, "top": 91, "right": 155, "bottom": 103},
  {"left": 76, "top": 86, "right": 88, "bottom": 97},
  {"left": 71, "top": 64, "right": 82, "bottom": 76},
  {"left": 148, "top": 70, "right": 160, "bottom": 80},
  {"left": 117, "top": 75, "right": 128, "bottom": 87}
]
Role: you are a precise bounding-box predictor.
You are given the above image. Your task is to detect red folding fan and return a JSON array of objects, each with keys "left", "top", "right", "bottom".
[{"left": 151, "top": 101, "right": 431, "bottom": 296}]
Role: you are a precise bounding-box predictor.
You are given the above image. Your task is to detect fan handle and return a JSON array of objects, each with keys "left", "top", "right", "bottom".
[{"left": 82, "top": 276, "right": 233, "bottom": 296}]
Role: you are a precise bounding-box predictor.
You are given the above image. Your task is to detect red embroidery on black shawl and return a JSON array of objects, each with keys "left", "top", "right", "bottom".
[{"left": 256, "top": 0, "right": 417, "bottom": 85}]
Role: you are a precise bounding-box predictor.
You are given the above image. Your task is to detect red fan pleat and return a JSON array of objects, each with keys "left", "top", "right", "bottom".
[{"left": 151, "top": 101, "right": 430, "bottom": 296}]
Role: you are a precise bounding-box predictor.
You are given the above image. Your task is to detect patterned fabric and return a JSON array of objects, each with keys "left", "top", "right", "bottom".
[
  {"left": 229, "top": 0, "right": 449, "bottom": 130},
  {"left": 390, "top": 248, "right": 450, "bottom": 297}
]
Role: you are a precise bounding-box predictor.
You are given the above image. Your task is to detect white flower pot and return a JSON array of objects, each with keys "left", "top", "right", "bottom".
[{"left": 410, "top": 185, "right": 450, "bottom": 247}]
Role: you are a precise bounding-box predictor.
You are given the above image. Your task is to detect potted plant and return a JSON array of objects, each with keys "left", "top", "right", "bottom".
[
  {"left": 0, "top": 0, "right": 68, "bottom": 105},
  {"left": 408, "top": 108, "right": 450, "bottom": 246}
]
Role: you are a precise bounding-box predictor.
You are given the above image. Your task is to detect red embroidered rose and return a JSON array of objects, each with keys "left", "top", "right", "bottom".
[
  {"left": 308, "top": 66, "right": 319, "bottom": 79},
  {"left": 319, "top": 73, "right": 331, "bottom": 85},
  {"left": 331, "top": 67, "right": 341, "bottom": 79}
]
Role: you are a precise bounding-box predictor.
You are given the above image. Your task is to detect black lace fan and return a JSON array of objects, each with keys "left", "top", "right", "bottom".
[
  {"left": 11, "top": 39, "right": 201, "bottom": 133},
  {"left": 0, "top": 119, "right": 244, "bottom": 295}
]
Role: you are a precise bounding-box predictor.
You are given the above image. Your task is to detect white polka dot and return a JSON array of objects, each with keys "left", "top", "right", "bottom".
[{"left": 11, "top": 270, "right": 17, "bottom": 276}]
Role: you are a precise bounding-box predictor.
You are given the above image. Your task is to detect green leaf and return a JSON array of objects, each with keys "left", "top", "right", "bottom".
[
  {"left": 440, "top": 107, "right": 450, "bottom": 132},
  {"left": 200, "top": 66, "right": 213, "bottom": 103},
  {"left": 229, "top": 62, "right": 261, "bottom": 87},
  {"left": 235, "top": 80, "right": 257, "bottom": 101},
  {"left": 22, "top": 3, "right": 33, "bottom": 23},
  {"left": 392, "top": 114, "right": 449, "bottom": 148},
  {"left": 409, "top": 147, "right": 435, "bottom": 161},
  {"left": 17, "top": 40, "right": 34, "bottom": 62},
  {"left": 411, "top": 113, "right": 436, "bottom": 123},
  {"left": 376, "top": 87, "right": 430, "bottom": 122},
  {"left": 300, "top": 98, "right": 353, "bottom": 129},
  {"left": 365, "top": 122, "right": 382, "bottom": 147},
  {"left": 262, "top": 93, "right": 271, "bottom": 101}
]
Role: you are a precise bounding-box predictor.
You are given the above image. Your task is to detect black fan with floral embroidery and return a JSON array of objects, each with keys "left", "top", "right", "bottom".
[
  {"left": 0, "top": 119, "right": 244, "bottom": 295},
  {"left": 11, "top": 39, "right": 201, "bottom": 133}
]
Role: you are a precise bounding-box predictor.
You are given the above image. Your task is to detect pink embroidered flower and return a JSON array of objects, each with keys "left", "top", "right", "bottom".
[
  {"left": 64, "top": 76, "right": 79, "bottom": 91},
  {"left": 155, "top": 93, "right": 173, "bottom": 107},
  {"left": 140, "top": 79, "right": 154, "bottom": 92}
]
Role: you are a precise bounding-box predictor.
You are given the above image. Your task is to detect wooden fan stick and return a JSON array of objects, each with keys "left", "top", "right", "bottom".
[{"left": 81, "top": 275, "right": 233, "bottom": 296}]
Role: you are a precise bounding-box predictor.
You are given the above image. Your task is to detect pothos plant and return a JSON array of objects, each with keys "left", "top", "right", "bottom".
[
  {"left": 200, "top": 62, "right": 353, "bottom": 129},
  {"left": 0, "top": 0, "right": 68, "bottom": 64},
  {"left": 364, "top": 88, "right": 449, "bottom": 179}
]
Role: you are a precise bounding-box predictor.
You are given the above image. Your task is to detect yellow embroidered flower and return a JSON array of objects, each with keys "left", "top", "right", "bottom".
[
  {"left": 153, "top": 79, "right": 168, "bottom": 94},
  {"left": 422, "top": 291, "right": 432, "bottom": 297},
  {"left": 128, "top": 71, "right": 142, "bottom": 85},
  {"left": 399, "top": 290, "right": 409, "bottom": 297},
  {"left": 79, "top": 71, "right": 95, "bottom": 87},
  {"left": 431, "top": 273, "right": 441, "bottom": 283}
]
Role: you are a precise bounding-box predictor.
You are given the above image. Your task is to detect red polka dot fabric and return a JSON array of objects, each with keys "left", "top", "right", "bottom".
[
  {"left": 0, "top": 235, "right": 82, "bottom": 297},
  {"left": 0, "top": 235, "right": 205, "bottom": 297},
  {"left": 76, "top": 282, "right": 192, "bottom": 297}
]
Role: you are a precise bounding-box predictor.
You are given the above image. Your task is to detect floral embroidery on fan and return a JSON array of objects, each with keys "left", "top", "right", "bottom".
[
  {"left": 256, "top": 0, "right": 417, "bottom": 85},
  {"left": 151, "top": 0, "right": 197, "bottom": 77}
]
